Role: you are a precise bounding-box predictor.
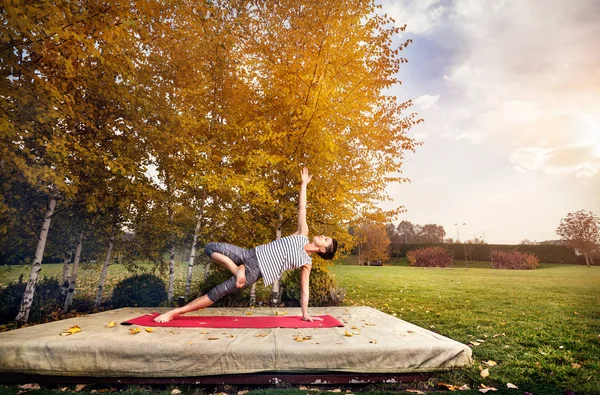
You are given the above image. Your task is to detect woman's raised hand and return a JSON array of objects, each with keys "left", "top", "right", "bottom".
[{"left": 301, "top": 167, "right": 312, "bottom": 184}]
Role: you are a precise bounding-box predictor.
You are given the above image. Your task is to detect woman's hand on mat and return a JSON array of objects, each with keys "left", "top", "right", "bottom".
[
  {"left": 300, "top": 167, "right": 312, "bottom": 184},
  {"left": 302, "top": 315, "right": 323, "bottom": 322}
]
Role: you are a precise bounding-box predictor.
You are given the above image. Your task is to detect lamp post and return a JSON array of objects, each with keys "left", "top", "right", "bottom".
[{"left": 454, "top": 222, "right": 466, "bottom": 242}]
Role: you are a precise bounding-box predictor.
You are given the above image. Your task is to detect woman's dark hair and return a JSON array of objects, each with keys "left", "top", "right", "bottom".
[{"left": 317, "top": 238, "right": 338, "bottom": 260}]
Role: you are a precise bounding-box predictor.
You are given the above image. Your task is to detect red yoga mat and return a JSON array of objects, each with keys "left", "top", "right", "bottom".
[{"left": 121, "top": 313, "right": 344, "bottom": 328}]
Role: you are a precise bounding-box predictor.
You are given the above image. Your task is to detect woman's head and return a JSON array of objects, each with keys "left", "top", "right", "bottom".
[{"left": 313, "top": 235, "right": 338, "bottom": 260}]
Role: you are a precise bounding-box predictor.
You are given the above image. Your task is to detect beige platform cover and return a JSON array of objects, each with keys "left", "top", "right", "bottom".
[{"left": 0, "top": 306, "right": 472, "bottom": 377}]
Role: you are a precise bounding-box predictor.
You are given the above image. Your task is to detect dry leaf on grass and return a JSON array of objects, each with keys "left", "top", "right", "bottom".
[
  {"left": 19, "top": 384, "right": 40, "bottom": 391},
  {"left": 506, "top": 383, "right": 518, "bottom": 389},
  {"left": 406, "top": 390, "right": 425, "bottom": 394},
  {"left": 75, "top": 384, "right": 86, "bottom": 392},
  {"left": 478, "top": 384, "right": 498, "bottom": 393},
  {"left": 480, "top": 368, "right": 490, "bottom": 378},
  {"left": 106, "top": 321, "right": 117, "bottom": 328},
  {"left": 438, "top": 382, "right": 459, "bottom": 391},
  {"left": 571, "top": 363, "right": 582, "bottom": 369},
  {"left": 172, "top": 389, "right": 181, "bottom": 395},
  {"left": 458, "top": 384, "right": 470, "bottom": 391},
  {"left": 483, "top": 360, "right": 497, "bottom": 366}
]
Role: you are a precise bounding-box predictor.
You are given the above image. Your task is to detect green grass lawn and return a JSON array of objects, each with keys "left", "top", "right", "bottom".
[{"left": 1, "top": 260, "right": 599, "bottom": 394}]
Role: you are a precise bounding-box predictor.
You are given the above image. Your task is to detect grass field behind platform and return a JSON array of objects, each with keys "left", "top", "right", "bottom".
[{"left": 1, "top": 260, "right": 599, "bottom": 394}]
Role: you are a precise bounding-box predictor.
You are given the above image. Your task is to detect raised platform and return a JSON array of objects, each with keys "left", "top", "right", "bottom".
[{"left": 0, "top": 306, "right": 472, "bottom": 383}]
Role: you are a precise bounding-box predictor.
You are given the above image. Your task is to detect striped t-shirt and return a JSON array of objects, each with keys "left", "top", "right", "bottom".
[{"left": 255, "top": 235, "right": 312, "bottom": 286}]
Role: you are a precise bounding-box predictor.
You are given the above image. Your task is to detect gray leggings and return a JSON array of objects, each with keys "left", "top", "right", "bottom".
[{"left": 204, "top": 242, "right": 262, "bottom": 303}]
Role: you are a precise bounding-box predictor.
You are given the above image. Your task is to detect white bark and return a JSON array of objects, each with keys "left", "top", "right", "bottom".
[
  {"left": 94, "top": 227, "right": 115, "bottom": 307},
  {"left": 16, "top": 196, "right": 57, "bottom": 324},
  {"left": 271, "top": 216, "right": 283, "bottom": 307},
  {"left": 583, "top": 253, "right": 590, "bottom": 267},
  {"left": 185, "top": 213, "right": 202, "bottom": 299},
  {"left": 167, "top": 209, "right": 176, "bottom": 303},
  {"left": 64, "top": 230, "right": 84, "bottom": 311},
  {"left": 204, "top": 260, "right": 212, "bottom": 280},
  {"left": 168, "top": 244, "right": 175, "bottom": 302},
  {"left": 61, "top": 254, "right": 71, "bottom": 295}
]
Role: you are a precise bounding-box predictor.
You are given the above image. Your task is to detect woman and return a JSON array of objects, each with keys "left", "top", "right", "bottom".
[{"left": 154, "top": 168, "right": 338, "bottom": 323}]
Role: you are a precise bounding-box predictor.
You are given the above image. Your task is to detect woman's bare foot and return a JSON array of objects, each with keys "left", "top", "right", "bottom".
[
  {"left": 236, "top": 265, "right": 246, "bottom": 288},
  {"left": 154, "top": 310, "right": 181, "bottom": 323}
]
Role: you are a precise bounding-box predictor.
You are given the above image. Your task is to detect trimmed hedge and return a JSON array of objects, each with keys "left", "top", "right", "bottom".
[{"left": 391, "top": 242, "right": 585, "bottom": 264}]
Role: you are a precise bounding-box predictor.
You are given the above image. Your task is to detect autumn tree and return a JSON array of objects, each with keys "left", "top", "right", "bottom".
[
  {"left": 230, "top": 0, "right": 419, "bottom": 301},
  {"left": 556, "top": 210, "right": 599, "bottom": 267},
  {"left": 415, "top": 224, "right": 446, "bottom": 243},
  {"left": 397, "top": 221, "right": 415, "bottom": 243},
  {"left": 355, "top": 222, "right": 391, "bottom": 265}
]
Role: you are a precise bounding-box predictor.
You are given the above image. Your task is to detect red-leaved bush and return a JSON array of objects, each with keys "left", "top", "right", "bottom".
[
  {"left": 407, "top": 246, "right": 454, "bottom": 268},
  {"left": 490, "top": 250, "right": 539, "bottom": 270}
]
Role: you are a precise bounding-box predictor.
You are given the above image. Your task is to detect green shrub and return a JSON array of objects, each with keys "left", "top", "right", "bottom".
[
  {"left": 0, "top": 276, "right": 63, "bottom": 325},
  {"left": 281, "top": 263, "right": 340, "bottom": 306},
  {"left": 111, "top": 274, "right": 168, "bottom": 308},
  {"left": 407, "top": 246, "right": 454, "bottom": 267},
  {"left": 490, "top": 249, "right": 539, "bottom": 269}
]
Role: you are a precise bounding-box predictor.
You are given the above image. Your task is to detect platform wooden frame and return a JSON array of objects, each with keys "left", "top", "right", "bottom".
[{"left": 0, "top": 372, "right": 431, "bottom": 385}]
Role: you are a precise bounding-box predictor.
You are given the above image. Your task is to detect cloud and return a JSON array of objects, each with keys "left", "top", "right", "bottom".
[
  {"left": 510, "top": 145, "right": 600, "bottom": 177},
  {"left": 383, "top": 0, "right": 448, "bottom": 34},
  {"left": 510, "top": 147, "right": 552, "bottom": 172},
  {"left": 414, "top": 94, "right": 440, "bottom": 109}
]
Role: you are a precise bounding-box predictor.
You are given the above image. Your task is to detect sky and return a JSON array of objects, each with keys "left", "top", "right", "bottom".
[{"left": 377, "top": 0, "right": 600, "bottom": 244}]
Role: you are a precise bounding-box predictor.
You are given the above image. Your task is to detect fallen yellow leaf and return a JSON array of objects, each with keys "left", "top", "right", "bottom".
[
  {"left": 106, "top": 321, "right": 117, "bottom": 328},
  {"left": 244, "top": 311, "right": 253, "bottom": 315},
  {"left": 437, "top": 382, "right": 459, "bottom": 391},
  {"left": 145, "top": 328, "right": 154, "bottom": 333},
  {"left": 480, "top": 368, "right": 490, "bottom": 378},
  {"left": 129, "top": 327, "right": 142, "bottom": 335},
  {"left": 484, "top": 360, "right": 497, "bottom": 366},
  {"left": 344, "top": 330, "right": 353, "bottom": 337},
  {"left": 208, "top": 337, "right": 219, "bottom": 340},
  {"left": 67, "top": 325, "right": 81, "bottom": 334}
]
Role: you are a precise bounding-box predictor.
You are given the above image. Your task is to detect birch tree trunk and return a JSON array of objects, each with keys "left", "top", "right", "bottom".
[
  {"left": 64, "top": 230, "right": 84, "bottom": 311},
  {"left": 270, "top": 215, "right": 283, "bottom": 307},
  {"left": 185, "top": 212, "right": 202, "bottom": 299},
  {"left": 204, "top": 260, "right": 212, "bottom": 280},
  {"left": 16, "top": 196, "right": 57, "bottom": 324},
  {"left": 167, "top": 210, "right": 176, "bottom": 303},
  {"left": 583, "top": 253, "right": 590, "bottom": 267},
  {"left": 61, "top": 254, "right": 71, "bottom": 296},
  {"left": 94, "top": 226, "right": 115, "bottom": 308},
  {"left": 168, "top": 244, "right": 175, "bottom": 302}
]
